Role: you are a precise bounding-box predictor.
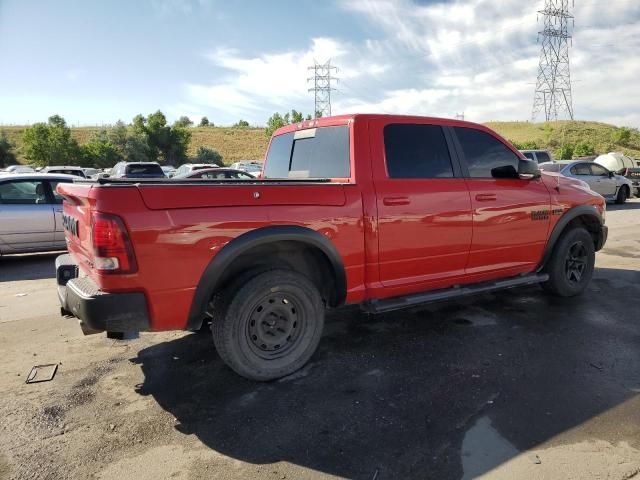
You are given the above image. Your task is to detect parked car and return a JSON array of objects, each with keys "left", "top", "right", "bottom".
[
  {"left": 230, "top": 161, "right": 263, "bottom": 176},
  {"left": 519, "top": 149, "right": 553, "bottom": 164},
  {"left": 56, "top": 114, "right": 607, "bottom": 381},
  {"left": 174, "top": 168, "right": 255, "bottom": 180},
  {"left": 3, "top": 165, "right": 36, "bottom": 174},
  {"left": 40, "top": 166, "right": 87, "bottom": 178},
  {"left": 0, "top": 174, "right": 76, "bottom": 254},
  {"left": 539, "top": 160, "right": 633, "bottom": 203},
  {"left": 109, "top": 162, "right": 166, "bottom": 179},
  {"left": 172, "top": 163, "right": 217, "bottom": 178}
]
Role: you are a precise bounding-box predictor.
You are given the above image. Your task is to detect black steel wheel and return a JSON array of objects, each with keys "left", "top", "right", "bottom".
[
  {"left": 542, "top": 227, "right": 595, "bottom": 297},
  {"left": 212, "top": 269, "right": 324, "bottom": 381}
]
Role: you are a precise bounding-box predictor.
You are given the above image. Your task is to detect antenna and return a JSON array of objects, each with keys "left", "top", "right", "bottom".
[
  {"left": 307, "top": 60, "right": 338, "bottom": 118},
  {"left": 532, "top": 0, "right": 575, "bottom": 121}
]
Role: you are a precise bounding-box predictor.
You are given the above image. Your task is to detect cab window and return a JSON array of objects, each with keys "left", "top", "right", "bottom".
[
  {"left": 383, "top": 124, "right": 454, "bottom": 178},
  {"left": 454, "top": 127, "right": 519, "bottom": 178}
]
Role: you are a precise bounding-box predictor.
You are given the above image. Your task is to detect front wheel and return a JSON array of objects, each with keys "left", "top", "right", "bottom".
[
  {"left": 212, "top": 269, "right": 325, "bottom": 381},
  {"left": 615, "top": 185, "right": 629, "bottom": 204},
  {"left": 542, "top": 227, "right": 595, "bottom": 297}
]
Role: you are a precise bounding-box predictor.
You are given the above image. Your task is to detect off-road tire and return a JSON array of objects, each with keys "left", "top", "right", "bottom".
[
  {"left": 615, "top": 185, "right": 629, "bottom": 204},
  {"left": 542, "top": 227, "right": 595, "bottom": 297},
  {"left": 211, "top": 269, "right": 324, "bottom": 381}
]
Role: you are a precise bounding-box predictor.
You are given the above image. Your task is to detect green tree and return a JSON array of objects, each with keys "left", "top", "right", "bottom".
[
  {"left": 611, "top": 127, "right": 631, "bottom": 146},
  {"left": 265, "top": 112, "right": 287, "bottom": 137},
  {"left": 174, "top": 116, "right": 194, "bottom": 128},
  {"left": 233, "top": 119, "right": 250, "bottom": 128},
  {"left": 555, "top": 144, "right": 575, "bottom": 160},
  {"left": 132, "top": 110, "right": 191, "bottom": 165},
  {"left": 194, "top": 146, "right": 223, "bottom": 166},
  {"left": 573, "top": 141, "right": 595, "bottom": 157},
  {"left": 265, "top": 110, "right": 315, "bottom": 136},
  {"left": 82, "top": 130, "right": 122, "bottom": 168},
  {"left": 198, "top": 116, "right": 211, "bottom": 127},
  {"left": 23, "top": 115, "right": 82, "bottom": 167},
  {"left": 0, "top": 131, "right": 17, "bottom": 168},
  {"left": 109, "top": 120, "right": 150, "bottom": 162},
  {"left": 290, "top": 110, "right": 304, "bottom": 123}
]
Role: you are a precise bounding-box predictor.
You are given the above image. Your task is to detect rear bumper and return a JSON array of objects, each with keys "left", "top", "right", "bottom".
[{"left": 56, "top": 254, "right": 150, "bottom": 334}]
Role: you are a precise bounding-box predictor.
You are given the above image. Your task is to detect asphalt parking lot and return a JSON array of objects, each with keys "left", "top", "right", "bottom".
[{"left": 1, "top": 200, "right": 639, "bottom": 480}]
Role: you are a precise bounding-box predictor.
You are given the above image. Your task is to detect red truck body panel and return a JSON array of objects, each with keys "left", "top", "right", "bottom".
[{"left": 58, "top": 114, "right": 606, "bottom": 332}]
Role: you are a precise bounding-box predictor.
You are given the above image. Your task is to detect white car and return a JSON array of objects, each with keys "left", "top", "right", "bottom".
[
  {"left": 539, "top": 160, "right": 633, "bottom": 204},
  {"left": 3, "top": 165, "right": 36, "bottom": 174},
  {"left": 40, "top": 166, "right": 87, "bottom": 178}
]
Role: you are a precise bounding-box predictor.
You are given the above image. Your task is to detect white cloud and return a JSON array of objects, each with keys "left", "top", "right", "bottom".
[{"left": 177, "top": 0, "right": 640, "bottom": 127}]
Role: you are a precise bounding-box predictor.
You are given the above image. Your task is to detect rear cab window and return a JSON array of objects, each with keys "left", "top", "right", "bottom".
[
  {"left": 263, "top": 126, "right": 350, "bottom": 179},
  {"left": 383, "top": 124, "right": 455, "bottom": 178}
]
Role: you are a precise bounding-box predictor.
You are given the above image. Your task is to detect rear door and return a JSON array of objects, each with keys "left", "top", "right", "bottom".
[
  {"left": 452, "top": 126, "right": 550, "bottom": 276},
  {"left": 372, "top": 120, "right": 473, "bottom": 290},
  {"left": 0, "top": 179, "right": 55, "bottom": 252}
]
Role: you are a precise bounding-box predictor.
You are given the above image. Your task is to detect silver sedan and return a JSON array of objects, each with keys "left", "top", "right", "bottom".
[
  {"left": 0, "top": 173, "right": 77, "bottom": 255},
  {"left": 539, "top": 160, "right": 634, "bottom": 204}
]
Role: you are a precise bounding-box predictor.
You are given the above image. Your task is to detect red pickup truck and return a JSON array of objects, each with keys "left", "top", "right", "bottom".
[{"left": 56, "top": 114, "right": 607, "bottom": 380}]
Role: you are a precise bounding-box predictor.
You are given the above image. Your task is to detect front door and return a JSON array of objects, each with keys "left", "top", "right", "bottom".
[
  {"left": 588, "top": 163, "right": 617, "bottom": 196},
  {"left": 0, "top": 179, "right": 55, "bottom": 252},
  {"left": 372, "top": 121, "right": 473, "bottom": 292},
  {"left": 452, "top": 126, "right": 551, "bottom": 277}
]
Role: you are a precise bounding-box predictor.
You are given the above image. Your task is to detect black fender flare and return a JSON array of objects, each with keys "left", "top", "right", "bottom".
[
  {"left": 186, "top": 225, "right": 347, "bottom": 330},
  {"left": 538, "top": 204, "right": 605, "bottom": 271}
]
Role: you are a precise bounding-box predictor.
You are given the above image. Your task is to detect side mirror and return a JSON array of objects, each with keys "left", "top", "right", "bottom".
[
  {"left": 608, "top": 171, "right": 615, "bottom": 178},
  {"left": 518, "top": 159, "right": 541, "bottom": 180}
]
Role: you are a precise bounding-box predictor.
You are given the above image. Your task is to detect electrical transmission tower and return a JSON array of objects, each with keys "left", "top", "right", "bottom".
[
  {"left": 532, "top": 0, "right": 575, "bottom": 121},
  {"left": 308, "top": 60, "right": 338, "bottom": 118}
]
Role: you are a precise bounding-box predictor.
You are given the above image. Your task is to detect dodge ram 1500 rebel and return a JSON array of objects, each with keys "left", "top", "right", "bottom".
[{"left": 56, "top": 114, "right": 608, "bottom": 380}]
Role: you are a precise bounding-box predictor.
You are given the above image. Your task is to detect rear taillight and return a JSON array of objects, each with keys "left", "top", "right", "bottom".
[{"left": 91, "top": 212, "right": 137, "bottom": 274}]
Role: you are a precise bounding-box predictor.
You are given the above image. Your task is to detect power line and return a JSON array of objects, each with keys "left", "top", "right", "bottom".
[
  {"left": 307, "top": 60, "right": 338, "bottom": 117},
  {"left": 532, "top": 0, "right": 575, "bottom": 121}
]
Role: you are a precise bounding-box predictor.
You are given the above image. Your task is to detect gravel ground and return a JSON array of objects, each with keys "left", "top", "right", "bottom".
[{"left": 0, "top": 199, "right": 639, "bottom": 480}]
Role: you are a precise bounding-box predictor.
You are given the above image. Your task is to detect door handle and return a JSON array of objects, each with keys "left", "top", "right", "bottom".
[
  {"left": 475, "top": 193, "right": 497, "bottom": 202},
  {"left": 383, "top": 196, "right": 410, "bottom": 206}
]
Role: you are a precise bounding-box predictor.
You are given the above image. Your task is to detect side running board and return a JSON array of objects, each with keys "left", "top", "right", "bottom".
[{"left": 362, "top": 273, "right": 549, "bottom": 314}]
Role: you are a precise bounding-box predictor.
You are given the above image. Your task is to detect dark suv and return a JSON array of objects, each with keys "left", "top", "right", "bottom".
[{"left": 109, "top": 162, "right": 166, "bottom": 179}]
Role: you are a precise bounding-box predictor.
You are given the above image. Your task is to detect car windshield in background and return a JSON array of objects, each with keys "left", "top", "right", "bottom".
[
  {"left": 539, "top": 163, "right": 563, "bottom": 172},
  {"left": 264, "top": 126, "right": 350, "bottom": 179},
  {"left": 125, "top": 165, "right": 165, "bottom": 177}
]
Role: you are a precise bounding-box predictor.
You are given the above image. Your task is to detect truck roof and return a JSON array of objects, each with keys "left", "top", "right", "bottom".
[{"left": 272, "top": 113, "right": 490, "bottom": 137}]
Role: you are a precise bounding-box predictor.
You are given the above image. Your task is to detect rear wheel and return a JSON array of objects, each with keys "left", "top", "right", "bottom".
[
  {"left": 542, "top": 227, "right": 595, "bottom": 297},
  {"left": 615, "top": 185, "right": 629, "bottom": 204},
  {"left": 212, "top": 269, "right": 324, "bottom": 381}
]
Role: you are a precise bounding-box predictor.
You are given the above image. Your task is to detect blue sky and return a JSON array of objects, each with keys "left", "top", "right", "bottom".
[{"left": 1, "top": 0, "right": 640, "bottom": 127}]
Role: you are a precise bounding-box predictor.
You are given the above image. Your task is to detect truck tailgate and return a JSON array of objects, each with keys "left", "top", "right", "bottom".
[{"left": 56, "top": 182, "right": 95, "bottom": 273}]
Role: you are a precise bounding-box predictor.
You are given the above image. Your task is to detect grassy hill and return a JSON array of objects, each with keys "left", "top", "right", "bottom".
[
  {"left": 3, "top": 120, "right": 639, "bottom": 166},
  {"left": 2, "top": 126, "right": 270, "bottom": 165}
]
